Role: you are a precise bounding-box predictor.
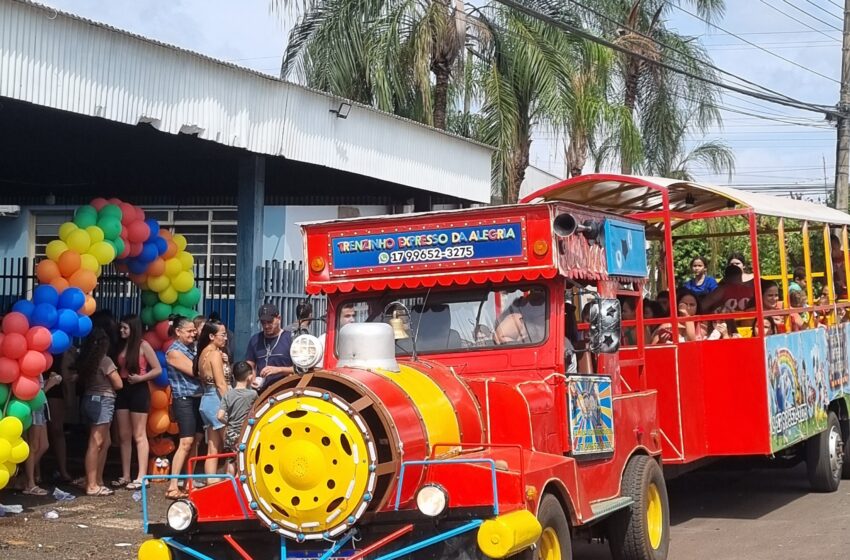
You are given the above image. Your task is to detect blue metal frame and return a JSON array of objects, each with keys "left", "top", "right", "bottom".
[
  {"left": 373, "top": 520, "right": 483, "bottom": 560},
  {"left": 393, "top": 458, "right": 500, "bottom": 516},
  {"left": 140, "top": 473, "right": 249, "bottom": 533},
  {"left": 161, "top": 536, "right": 216, "bottom": 560}
]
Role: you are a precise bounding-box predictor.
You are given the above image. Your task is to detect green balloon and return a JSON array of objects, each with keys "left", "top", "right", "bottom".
[
  {"left": 172, "top": 305, "right": 197, "bottom": 320},
  {"left": 27, "top": 390, "right": 46, "bottom": 411},
  {"left": 113, "top": 237, "right": 126, "bottom": 256},
  {"left": 73, "top": 205, "right": 98, "bottom": 228},
  {"left": 97, "top": 217, "right": 122, "bottom": 240},
  {"left": 140, "top": 306, "right": 155, "bottom": 327},
  {"left": 0, "top": 383, "right": 9, "bottom": 404},
  {"left": 177, "top": 287, "right": 201, "bottom": 308},
  {"left": 153, "top": 302, "right": 173, "bottom": 322},
  {"left": 99, "top": 203, "right": 122, "bottom": 221},
  {"left": 7, "top": 400, "right": 32, "bottom": 430},
  {"left": 141, "top": 290, "right": 159, "bottom": 307}
]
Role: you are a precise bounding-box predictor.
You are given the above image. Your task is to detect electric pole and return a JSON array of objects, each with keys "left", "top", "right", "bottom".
[{"left": 835, "top": 0, "right": 850, "bottom": 211}]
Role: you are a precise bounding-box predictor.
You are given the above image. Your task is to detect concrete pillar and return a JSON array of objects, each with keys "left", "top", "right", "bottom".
[{"left": 235, "top": 155, "right": 265, "bottom": 359}]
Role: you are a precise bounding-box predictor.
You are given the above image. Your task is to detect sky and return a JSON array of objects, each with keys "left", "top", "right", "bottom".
[{"left": 38, "top": 0, "right": 846, "bottom": 200}]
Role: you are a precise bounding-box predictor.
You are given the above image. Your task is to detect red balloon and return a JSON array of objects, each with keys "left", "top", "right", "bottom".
[
  {"left": 0, "top": 356, "right": 19, "bottom": 383},
  {"left": 118, "top": 244, "right": 131, "bottom": 259},
  {"left": 12, "top": 374, "right": 40, "bottom": 400},
  {"left": 26, "top": 326, "right": 52, "bottom": 353},
  {"left": 135, "top": 207, "right": 146, "bottom": 222},
  {"left": 154, "top": 320, "right": 170, "bottom": 342},
  {"left": 0, "top": 332, "right": 4, "bottom": 349},
  {"left": 128, "top": 221, "right": 151, "bottom": 244},
  {"left": 43, "top": 352, "right": 54, "bottom": 371},
  {"left": 119, "top": 202, "right": 136, "bottom": 225},
  {"left": 107, "top": 197, "right": 122, "bottom": 206},
  {"left": 90, "top": 197, "right": 108, "bottom": 211},
  {"left": 120, "top": 225, "right": 129, "bottom": 242},
  {"left": 143, "top": 331, "right": 162, "bottom": 350},
  {"left": 129, "top": 242, "right": 143, "bottom": 257},
  {"left": 161, "top": 337, "right": 175, "bottom": 352},
  {"left": 2, "top": 312, "right": 29, "bottom": 335},
  {"left": 19, "top": 350, "right": 47, "bottom": 377},
  {"left": 1, "top": 333, "right": 28, "bottom": 360}
]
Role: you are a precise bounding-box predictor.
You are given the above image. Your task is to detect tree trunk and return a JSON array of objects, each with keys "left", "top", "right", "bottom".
[
  {"left": 433, "top": 65, "right": 450, "bottom": 130},
  {"left": 621, "top": 56, "right": 640, "bottom": 174},
  {"left": 566, "top": 129, "right": 588, "bottom": 178},
  {"left": 506, "top": 135, "right": 531, "bottom": 204}
]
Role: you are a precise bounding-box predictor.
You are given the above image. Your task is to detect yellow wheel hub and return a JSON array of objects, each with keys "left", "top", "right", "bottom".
[
  {"left": 647, "top": 483, "right": 663, "bottom": 550},
  {"left": 239, "top": 390, "right": 377, "bottom": 541},
  {"left": 538, "top": 527, "right": 561, "bottom": 560}
]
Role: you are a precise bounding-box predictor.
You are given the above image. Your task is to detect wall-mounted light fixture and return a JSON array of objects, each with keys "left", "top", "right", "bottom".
[{"left": 329, "top": 102, "right": 352, "bottom": 119}]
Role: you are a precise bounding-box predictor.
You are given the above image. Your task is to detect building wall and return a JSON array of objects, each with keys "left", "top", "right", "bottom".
[{"left": 0, "top": 209, "right": 31, "bottom": 259}]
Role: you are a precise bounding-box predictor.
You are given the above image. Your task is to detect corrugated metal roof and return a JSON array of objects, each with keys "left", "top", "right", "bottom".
[{"left": 0, "top": 0, "right": 493, "bottom": 203}]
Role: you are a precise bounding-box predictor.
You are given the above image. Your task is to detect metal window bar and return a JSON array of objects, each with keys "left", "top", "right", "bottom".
[{"left": 261, "top": 261, "right": 327, "bottom": 337}]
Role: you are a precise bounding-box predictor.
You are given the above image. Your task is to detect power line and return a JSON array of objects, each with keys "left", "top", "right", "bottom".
[
  {"left": 827, "top": 0, "right": 844, "bottom": 9},
  {"left": 803, "top": 0, "right": 844, "bottom": 23},
  {"left": 778, "top": 0, "right": 843, "bottom": 31},
  {"left": 757, "top": 0, "right": 843, "bottom": 41},
  {"left": 671, "top": 1, "right": 840, "bottom": 83}
]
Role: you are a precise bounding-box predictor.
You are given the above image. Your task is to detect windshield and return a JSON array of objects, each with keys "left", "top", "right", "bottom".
[{"left": 335, "top": 286, "right": 548, "bottom": 356}]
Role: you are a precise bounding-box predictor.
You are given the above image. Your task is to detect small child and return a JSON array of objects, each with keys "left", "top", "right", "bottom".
[{"left": 217, "top": 361, "right": 258, "bottom": 474}]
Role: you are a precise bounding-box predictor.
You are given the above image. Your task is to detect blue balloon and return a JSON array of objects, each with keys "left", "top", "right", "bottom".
[
  {"left": 152, "top": 369, "right": 170, "bottom": 388},
  {"left": 49, "top": 329, "right": 71, "bottom": 354},
  {"left": 57, "top": 287, "right": 85, "bottom": 311},
  {"left": 12, "top": 299, "right": 35, "bottom": 319},
  {"left": 154, "top": 236, "right": 168, "bottom": 256},
  {"left": 138, "top": 242, "right": 158, "bottom": 263},
  {"left": 145, "top": 219, "right": 160, "bottom": 239},
  {"left": 31, "top": 303, "right": 58, "bottom": 329},
  {"left": 75, "top": 314, "right": 93, "bottom": 338},
  {"left": 33, "top": 285, "right": 59, "bottom": 307},
  {"left": 128, "top": 259, "right": 148, "bottom": 274},
  {"left": 56, "top": 309, "right": 78, "bottom": 334}
]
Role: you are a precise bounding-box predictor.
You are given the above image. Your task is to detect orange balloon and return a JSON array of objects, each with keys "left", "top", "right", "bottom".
[
  {"left": 159, "top": 229, "right": 173, "bottom": 241},
  {"left": 164, "top": 240, "right": 178, "bottom": 259},
  {"left": 69, "top": 269, "right": 97, "bottom": 293},
  {"left": 128, "top": 273, "right": 148, "bottom": 285},
  {"left": 50, "top": 277, "right": 70, "bottom": 293},
  {"left": 148, "top": 258, "right": 166, "bottom": 277},
  {"left": 82, "top": 295, "right": 97, "bottom": 316},
  {"left": 36, "top": 259, "right": 61, "bottom": 283},
  {"left": 147, "top": 410, "right": 170, "bottom": 435},
  {"left": 149, "top": 436, "right": 176, "bottom": 457},
  {"left": 57, "top": 250, "right": 82, "bottom": 278},
  {"left": 150, "top": 388, "right": 169, "bottom": 410},
  {"left": 167, "top": 422, "right": 179, "bottom": 436}
]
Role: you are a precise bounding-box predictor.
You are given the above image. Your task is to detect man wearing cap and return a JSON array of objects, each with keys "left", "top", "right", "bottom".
[{"left": 245, "top": 304, "right": 294, "bottom": 389}]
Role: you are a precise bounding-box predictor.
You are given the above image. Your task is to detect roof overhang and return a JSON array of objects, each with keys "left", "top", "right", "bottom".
[{"left": 0, "top": 0, "right": 493, "bottom": 203}]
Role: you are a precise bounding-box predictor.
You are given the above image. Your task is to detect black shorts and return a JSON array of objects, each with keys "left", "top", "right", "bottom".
[
  {"left": 45, "top": 384, "right": 63, "bottom": 399},
  {"left": 115, "top": 381, "right": 151, "bottom": 413},
  {"left": 171, "top": 396, "right": 203, "bottom": 438}
]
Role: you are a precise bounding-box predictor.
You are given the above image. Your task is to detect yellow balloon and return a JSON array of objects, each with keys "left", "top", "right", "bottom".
[
  {"left": 148, "top": 274, "right": 170, "bottom": 293},
  {"left": 139, "top": 539, "right": 173, "bottom": 560},
  {"left": 173, "top": 234, "right": 188, "bottom": 251},
  {"left": 80, "top": 253, "right": 99, "bottom": 273},
  {"left": 172, "top": 271, "right": 194, "bottom": 293},
  {"left": 58, "top": 222, "right": 78, "bottom": 242},
  {"left": 0, "top": 417, "right": 23, "bottom": 440},
  {"left": 0, "top": 439, "right": 10, "bottom": 463},
  {"left": 89, "top": 241, "right": 116, "bottom": 266},
  {"left": 177, "top": 251, "right": 194, "bottom": 271},
  {"left": 46, "top": 240, "right": 69, "bottom": 262},
  {"left": 159, "top": 286, "right": 178, "bottom": 305},
  {"left": 9, "top": 439, "right": 29, "bottom": 464},
  {"left": 66, "top": 228, "right": 92, "bottom": 254},
  {"left": 0, "top": 463, "right": 9, "bottom": 491},
  {"left": 164, "top": 258, "right": 182, "bottom": 278},
  {"left": 86, "top": 225, "right": 105, "bottom": 244}
]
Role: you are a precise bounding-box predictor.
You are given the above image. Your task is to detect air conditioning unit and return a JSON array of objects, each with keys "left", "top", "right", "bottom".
[{"left": 0, "top": 205, "right": 21, "bottom": 218}]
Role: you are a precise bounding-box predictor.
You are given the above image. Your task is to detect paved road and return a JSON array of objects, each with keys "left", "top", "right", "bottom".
[{"left": 575, "top": 462, "right": 850, "bottom": 560}]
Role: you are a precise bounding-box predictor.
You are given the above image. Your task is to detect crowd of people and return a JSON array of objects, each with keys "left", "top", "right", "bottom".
[{"left": 7, "top": 302, "right": 301, "bottom": 500}]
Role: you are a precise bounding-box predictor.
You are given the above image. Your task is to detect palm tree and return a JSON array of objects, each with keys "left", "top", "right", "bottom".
[{"left": 276, "top": 0, "right": 469, "bottom": 129}]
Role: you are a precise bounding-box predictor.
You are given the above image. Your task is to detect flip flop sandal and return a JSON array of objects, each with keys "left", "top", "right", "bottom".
[
  {"left": 111, "top": 477, "right": 131, "bottom": 488},
  {"left": 72, "top": 477, "right": 87, "bottom": 488},
  {"left": 126, "top": 480, "right": 149, "bottom": 490},
  {"left": 86, "top": 486, "right": 114, "bottom": 497},
  {"left": 22, "top": 486, "right": 49, "bottom": 496},
  {"left": 165, "top": 488, "right": 189, "bottom": 500}
]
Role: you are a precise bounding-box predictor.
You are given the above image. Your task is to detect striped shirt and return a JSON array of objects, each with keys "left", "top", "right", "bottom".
[{"left": 166, "top": 341, "right": 200, "bottom": 398}]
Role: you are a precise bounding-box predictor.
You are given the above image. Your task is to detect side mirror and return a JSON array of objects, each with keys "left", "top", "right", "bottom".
[{"left": 589, "top": 298, "right": 621, "bottom": 353}]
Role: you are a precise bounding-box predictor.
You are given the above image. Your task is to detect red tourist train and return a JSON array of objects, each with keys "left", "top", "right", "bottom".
[{"left": 137, "top": 174, "right": 850, "bottom": 560}]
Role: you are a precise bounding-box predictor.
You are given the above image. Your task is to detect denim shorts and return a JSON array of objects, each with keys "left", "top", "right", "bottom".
[
  {"left": 81, "top": 394, "right": 116, "bottom": 425},
  {"left": 199, "top": 386, "right": 224, "bottom": 430},
  {"left": 31, "top": 405, "right": 48, "bottom": 426},
  {"left": 171, "top": 396, "right": 203, "bottom": 438}
]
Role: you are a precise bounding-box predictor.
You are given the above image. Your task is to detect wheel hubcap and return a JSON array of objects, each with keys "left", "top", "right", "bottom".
[
  {"left": 539, "top": 527, "right": 561, "bottom": 560},
  {"left": 828, "top": 425, "right": 843, "bottom": 479},
  {"left": 647, "top": 483, "right": 663, "bottom": 550}
]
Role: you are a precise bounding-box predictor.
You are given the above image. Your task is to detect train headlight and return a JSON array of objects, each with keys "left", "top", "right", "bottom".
[
  {"left": 416, "top": 484, "right": 448, "bottom": 517},
  {"left": 290, "top": 334, "right": 324, "bottom": 370},
  {"left": 166, "top": 499, "right": 196, "bottom": 532}
]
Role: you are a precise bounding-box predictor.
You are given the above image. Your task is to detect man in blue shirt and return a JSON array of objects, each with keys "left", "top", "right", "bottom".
[{"left": 245, "top": 304, "right": 294, "bottom": 390}]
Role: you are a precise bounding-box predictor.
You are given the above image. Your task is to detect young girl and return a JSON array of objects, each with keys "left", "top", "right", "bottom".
[
  {"left": 21, "top": 369, "right": 62, "bottom": 495},
  {"left": 195, "top": 321, "right": 232, "bottom": 476},
  {"left": 78, "top": 328, "right": 123, "bottom": 496},
  {"left": 683, "top": 256, "right": 718, "bottom": 297},
  {"left": 650, "top": 291, "right": 704, "bottom": 344},
  {"left": 113, "top": 314, "right": 162, "bottom": 490}
]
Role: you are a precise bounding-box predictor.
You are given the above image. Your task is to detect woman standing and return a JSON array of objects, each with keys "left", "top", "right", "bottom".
[
  {"left": 165, "top": 316, "right": 200, "bottom": 500},
  {"left": 46, "top": 348, "right": 76, "bottom": 484},
  {"left": 113, "top": 315, "right": 162, "bottom": 490},
  {"left": 21, "top": 370, "right": 62, "bottom": 495},
  {"left": 78, "top": 328, "right": 123, "bottom": 496},
  {"left": 683, "top": 256, "right": 718, "bottom": 297},
  {"left": 195, "top": 321, "right": 231, "bottom": 476}
]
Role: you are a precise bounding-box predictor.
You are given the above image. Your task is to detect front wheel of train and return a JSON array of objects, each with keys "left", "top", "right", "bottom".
[
  {"left": 806, "top": 410, "right": 843, "bottom": 492},
  {"left": 528, "top": 494, "right": 572, "bottom": 560},
  {"left": 607, "top": 455, "right": 669, "bottom": 560}
]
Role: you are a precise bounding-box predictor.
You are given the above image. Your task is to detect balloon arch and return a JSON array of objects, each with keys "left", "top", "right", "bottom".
[{"left": 0, "top": 197, "right": 200, "bottom": 490}]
